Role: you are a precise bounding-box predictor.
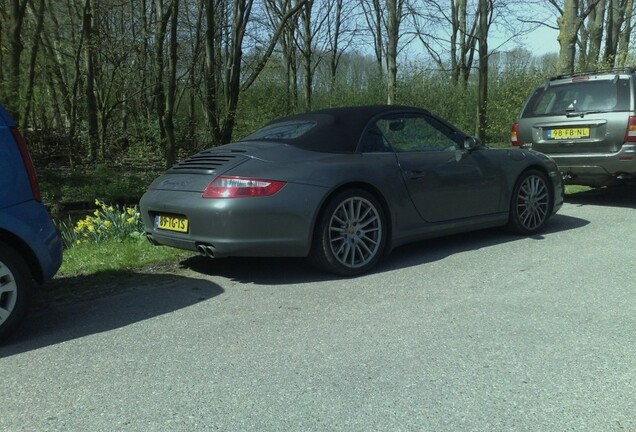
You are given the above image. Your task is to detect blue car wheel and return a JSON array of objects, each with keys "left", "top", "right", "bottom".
[{"left": 0, "top": 242, "right": 32, "bottom": 341}]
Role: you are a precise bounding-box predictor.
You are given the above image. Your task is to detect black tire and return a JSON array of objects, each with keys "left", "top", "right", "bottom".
[
  {"left": 507, "top": 169, "right": 553, "bottom": 235},
  {"left": 309, "top": 189, "right": 387, "bottom": 276},
  {"left": 0, "top": 242, "right": 33, "bottom": 342}
]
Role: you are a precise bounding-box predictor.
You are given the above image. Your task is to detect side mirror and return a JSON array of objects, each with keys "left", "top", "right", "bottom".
[{"left": 464, "top": 136, "right": 481, "bottom": 150}]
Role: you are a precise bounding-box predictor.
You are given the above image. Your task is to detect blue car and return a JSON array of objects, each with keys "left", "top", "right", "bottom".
[{"left": 0, "top": 103, "right": 62, "bottom": 341}]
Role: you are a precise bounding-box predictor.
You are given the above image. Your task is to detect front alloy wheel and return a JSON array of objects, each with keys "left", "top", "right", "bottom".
[
  {"left": 508, "top": 170, "right": 553, "bottom": 234},
  {"left": 310, "top": 189, "right": 386, "bottom": 276}
]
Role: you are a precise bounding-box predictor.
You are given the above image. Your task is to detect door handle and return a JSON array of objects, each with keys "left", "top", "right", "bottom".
[{"left": 407, "top": 170, "right": 426, "bottom": 180}]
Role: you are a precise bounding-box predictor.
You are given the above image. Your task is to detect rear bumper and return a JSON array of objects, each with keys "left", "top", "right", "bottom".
[
  {"left": 546, "top": 144, "right": 636, "bottom": 186},
  {"left": 0, "top": 200, "right": 63, "bottom": 283},
  {"left": 139, "top": 183, "right": 328, "bottom": 258}
]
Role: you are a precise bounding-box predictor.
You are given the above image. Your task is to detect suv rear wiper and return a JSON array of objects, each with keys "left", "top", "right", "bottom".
[{"left": 565, "top": 109, "right": 610, "bottom": 118}]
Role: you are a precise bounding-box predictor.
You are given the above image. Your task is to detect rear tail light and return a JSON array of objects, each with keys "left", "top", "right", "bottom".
[
  {"left": 511, "top": 122, "right": 520, "bottom": 147},
  {"left": 202, "top": 176, "right": 286, "bottom": 198},
  {"left": 11, "top": 127, "right": 42, "bottom": 202},
  {"left": 625, "top": 116, "right": 636, "bottom": 142}
]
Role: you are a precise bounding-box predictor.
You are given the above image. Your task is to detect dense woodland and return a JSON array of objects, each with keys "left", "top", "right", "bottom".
[{"left": 1, "top": 0, "right": 634, "bottom": 173}]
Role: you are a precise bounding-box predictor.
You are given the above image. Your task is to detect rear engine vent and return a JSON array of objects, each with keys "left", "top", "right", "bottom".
[{"left": 168, "top": 152, "right": 246, "bottom": 174}]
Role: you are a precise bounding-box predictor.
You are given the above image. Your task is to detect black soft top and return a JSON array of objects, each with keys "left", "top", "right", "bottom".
[{"left": 242, "top": 105, "right": 430, "bottom": 153}]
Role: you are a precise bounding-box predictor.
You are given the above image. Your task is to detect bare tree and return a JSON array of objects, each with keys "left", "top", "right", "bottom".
[
  {"left": 7, "top": 0, "right": 30, "bottom": 119},
  {"left": 83, "top": 0, "right": 99, "bottom": 161},
  {"left": 603, "top": 0, "right": 633, "bottom": 65},
  {"left": 414, "top": 0, "right": 536, "bottom": 89},
  {"left": 451, "top": 0, "right": 479, "bottom": 85},
  {"left": 616, "top": 0, "right": 635, "bottom": 66},
  {"left": 578, "top": 0, "right": 605, "bottom": 70},
  {"left": 327, "top": 0, "right": 345, "bottom": 91},
  {"left": 386, "top": 0, "right": 405, "bottom": 104},
  {"left": 154, "top": 0, "right": 172, "bottom": 146},
  {"left": 203, "top": 0, "right": 307, "bottom": 146},
  {"left": 21, "top": 0, "right": 46, "bottom": 130},
  {"left": 266, "top": 0, "right": 300, "bottom": 111},
  {"left": 548, "top": 0, "right": 602, "bottom": 74},
  {"left": 476, "top": 0, "right": 489, "bottom": 141},
  {"left": 296, "top": 0, "right": 330, "bottom": 110},
  {"left": 359, "top": 0, "right": 384, "bottom": 78},
  {"left": 164, "top": 0, "right": 179, "bottom": 167}
]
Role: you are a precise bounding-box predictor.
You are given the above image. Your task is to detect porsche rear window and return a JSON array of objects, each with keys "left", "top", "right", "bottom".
[
  {"left": 243, "top": 121, "right": 316, "bottom": 141},
  {"left": 523, "top": 78, "right": 630, "bottom": 117}
]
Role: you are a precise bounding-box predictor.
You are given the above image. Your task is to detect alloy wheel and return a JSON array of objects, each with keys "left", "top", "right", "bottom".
[
  {"left": 515, "top": 174, "right": 550, "bottom": 231},
  {"left": 328, "top": 196, "right": 383, "bottom": 269},
  {"left": 0, "top": 261, "right": 18, "bottom": 325}
]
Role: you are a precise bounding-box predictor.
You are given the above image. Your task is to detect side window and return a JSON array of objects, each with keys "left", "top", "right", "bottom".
[
  {"left": 375, "top": 114, "right": 460, "bottom": 152},
  {"left": 359, "top": 126, "right": 392, "bottom": 153}
]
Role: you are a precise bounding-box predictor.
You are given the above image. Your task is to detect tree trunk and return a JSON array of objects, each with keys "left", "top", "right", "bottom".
[
  {"left": 328, "top": 0, "right": 343, "bottom": 94},
  {"left": 154, "top": 0, "right": 171, "bottom": 145},
  {"left": 476, "top": 0, "right": 488, "bottom": 142},
  {"left": 585, "top": 0, "right": 605, "bottom": 69},
  {"left": 360, "top": 0, "right": 383, "bottom": 78},
  {"left": 204, "top": 0, "right": 305, "bottom": 145},
  {"left": 21, "top": 0, "right": 46, "bottom": 130},
  {"left": 83, "top": 0, "right": 99, "bottom": 162},
  {"left": 603, "top": 0, "right": 629, "bottom": 66},
  {"left": 164, "top": 0, "right": 179, "bottom": 168},
  {"left": 301, "top": 0, "right": 314, "bottom": 110},
  {"left": 203, "top": 0, "right": 222, "bottom": 141},
  {"left": 556, "top": 0, "right": 579, "bottom": 74},
  {"left": 8, "top": 0, "right": 29, "bottom": 120},
  {"left": 616, "top": 0, "right": 634, "bottom": 66},
  {"left": 386, "top": 0, "right": 401, "bottom": 105},
  {"left": 555, "top": 0, "right": 602, "bottom": 74},
  {"left": 219, "top": 0, "right": 252, "bottom": 144}
]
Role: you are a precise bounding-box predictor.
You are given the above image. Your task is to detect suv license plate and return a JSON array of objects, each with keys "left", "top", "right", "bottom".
[
  {"left": 155, "top": 214, "right": 189, "bottom": 233},
  {"left": 547, "top": 127, "right": 590, "bottom": 140}
]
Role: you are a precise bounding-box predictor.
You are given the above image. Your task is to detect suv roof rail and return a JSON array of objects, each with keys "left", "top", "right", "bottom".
[{"left": 550, "top": 66, "right": 636, "bottom": 81}]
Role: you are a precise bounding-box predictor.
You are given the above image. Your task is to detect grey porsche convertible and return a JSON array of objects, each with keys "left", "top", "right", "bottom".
[{"left": 140, "top": 105, "right": 563, "bottom": 276}]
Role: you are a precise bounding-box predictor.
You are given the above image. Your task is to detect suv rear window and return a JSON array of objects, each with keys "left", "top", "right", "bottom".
[{"left": 522, "top": 78, "right": 630, "bottom": 117}]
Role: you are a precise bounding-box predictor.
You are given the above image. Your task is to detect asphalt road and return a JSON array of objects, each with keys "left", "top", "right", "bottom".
[{"left": 2, "top": 188, "right": 635, "bottom": 432}]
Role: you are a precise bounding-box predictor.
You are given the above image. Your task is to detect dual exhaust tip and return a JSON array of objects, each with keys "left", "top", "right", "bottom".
[
  {"left": 197, "top": 243, "right": 217, "bottom": 258},
  {"left": 145, "top": 233, "right": 217, "bottom": 258}
]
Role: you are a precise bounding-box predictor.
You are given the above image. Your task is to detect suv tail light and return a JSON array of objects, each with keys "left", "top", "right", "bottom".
[
  {"left": 11, "top": 127, "right": 42, "bottom": 202},
  {"left": 625, "top": 116, "right": 636, "bottom": 142},
  {"left": 202, "top": 176, "right": 286, "bottom": 198},
  {"left": 511, "top": 122, "right": 520, "bottom": 147}
]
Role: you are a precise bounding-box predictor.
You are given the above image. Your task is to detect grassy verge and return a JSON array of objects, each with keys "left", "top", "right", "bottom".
[{"left": 57, "top": 238, "right": 193, "bottom": 278}]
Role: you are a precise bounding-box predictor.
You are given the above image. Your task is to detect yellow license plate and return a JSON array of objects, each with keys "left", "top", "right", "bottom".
[
  {"left": 155, "top": 214, "right": 189, "bottom": 233},
  {"left": 547, "top": 127, "right": 590, "bottom": 140}
]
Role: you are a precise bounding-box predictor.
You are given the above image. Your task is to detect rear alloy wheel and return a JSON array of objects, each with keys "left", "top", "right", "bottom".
[
  {"left": 508, "top": 169, "right": 553, "bottom": 235},
  {"left": 0, "top": 242, "right": 32, "bottom": 342},
  {"left": 310, "top": 189, "right": 386, "bottom": 276}
]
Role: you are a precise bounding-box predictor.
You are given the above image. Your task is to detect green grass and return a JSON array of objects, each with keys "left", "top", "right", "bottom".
[
  {"left": 565, "top": 185, "right": 593, "bottom": 195},
  {"left": 58, "top": 238, "right": 193, "bottom": 278}
]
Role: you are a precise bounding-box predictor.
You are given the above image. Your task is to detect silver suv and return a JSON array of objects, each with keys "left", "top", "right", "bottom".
[{"left": 512, "top": 68, "right": 636, "bottom": 186}]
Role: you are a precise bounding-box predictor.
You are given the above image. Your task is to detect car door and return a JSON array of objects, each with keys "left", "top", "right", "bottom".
[{"left": 376, "top": 112, "right": 503, "bottom": 223}]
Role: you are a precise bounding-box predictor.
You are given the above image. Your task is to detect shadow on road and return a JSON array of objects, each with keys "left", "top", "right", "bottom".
[
  {"left": 379, "top": 213, "right": 588, "bottom": 272},
  {"left": 182, "top": 213, "right": 589, "bottom": 285},
  {"left": 566, "top": 183, "right": 636, "bottom": 209},
  {"left": 183, "top": 255, "right": 334, "bottom": 285},
  {"left": 0, "top": 272, "right": 223, "bottom": 357}
]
